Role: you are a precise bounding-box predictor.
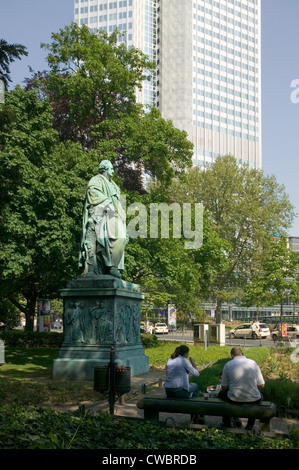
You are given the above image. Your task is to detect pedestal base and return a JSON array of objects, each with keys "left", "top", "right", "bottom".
[
  {"left": 53, "top": 345, "right": 149, "bottom": 381},
  {"left": 52, "top": 275, "right": 149, "bottom": 381}
]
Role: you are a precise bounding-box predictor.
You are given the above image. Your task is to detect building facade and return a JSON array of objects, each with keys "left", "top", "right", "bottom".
[
  {"left": 74, "top": 0, "right": 262, "bottom": 168},
  {"left": 74, "top": 0, "right": 157, "bottom": 107}
]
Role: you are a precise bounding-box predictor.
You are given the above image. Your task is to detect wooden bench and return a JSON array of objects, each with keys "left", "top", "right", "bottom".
[{"left": 137, "top": 396, "right": 276, "bottom": 432}]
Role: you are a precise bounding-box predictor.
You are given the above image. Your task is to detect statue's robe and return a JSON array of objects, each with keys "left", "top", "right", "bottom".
[{"left": 79, "top": 174, "right": 126, "bottom": 272}]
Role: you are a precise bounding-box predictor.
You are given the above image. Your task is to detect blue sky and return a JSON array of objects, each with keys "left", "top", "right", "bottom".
[{"left": 1, "top": 0, "right": 299, "bottom": 236}]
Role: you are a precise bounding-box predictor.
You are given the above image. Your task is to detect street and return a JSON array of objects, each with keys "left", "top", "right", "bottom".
[{"left": 156, "top": 329, "right": 277, "bottom": 348}]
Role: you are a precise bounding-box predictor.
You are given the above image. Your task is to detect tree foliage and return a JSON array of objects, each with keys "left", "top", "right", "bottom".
[
  {"left": 27, "top": 23, "right": 193, "bottom": 192},
  {"left": 2, "top": 24, "right": 296, "bottom": 330},
  {"left": 170, "top": 155, "right": 296, "bottom": 322},
  {"left": 0, "top": 86, "right": 93, "bottom": 329},
  {"left": 0, "top": 25, "right": 195, "bottom": 329},
  {"left": 244, "top": 235, "right": 299, "bottom": 319},
  {"left": 0, "top": 39, "right": 28, "bottom": 89}
]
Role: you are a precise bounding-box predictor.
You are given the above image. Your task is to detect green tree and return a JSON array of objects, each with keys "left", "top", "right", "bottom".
[
  {"left": 0, "top": 86, "right": 93, "bottom": 330},
  {"left": 27, "top": 23, "right": 193, "bottom": 192},
  {"left": 123, "top": 191, "right": 228, "bottom": 321},
  {"left": 123, "top": 193, "right": 202, "bottom": 318},
  {"left": 0, "top": 25, "right": 194, "bottom": 330},
  {"left": 170, "top": 156, "right": 296, "bottom": 323},
  {"left": 0, "top": 39, "right": 28, "bottom": 89},
  {"left": 0, "top": 298, "right": 20, "bottom": 329},
  {"left": 244, "top": 236, "right": 299, "bottom": 324}
]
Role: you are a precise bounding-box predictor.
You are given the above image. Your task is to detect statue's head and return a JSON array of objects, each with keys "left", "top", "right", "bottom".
[{"left": 98, "top": 160, "right": 113, "bottom": 174}]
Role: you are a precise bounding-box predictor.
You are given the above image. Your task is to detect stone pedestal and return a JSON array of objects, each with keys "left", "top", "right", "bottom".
[{"left": 53, "top": 275, "right": 149, "bottom": 381}]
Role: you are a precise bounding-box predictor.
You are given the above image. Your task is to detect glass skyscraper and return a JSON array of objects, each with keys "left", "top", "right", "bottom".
[{"left": 74, "top": 0, "right": 262, "bottom": 169}]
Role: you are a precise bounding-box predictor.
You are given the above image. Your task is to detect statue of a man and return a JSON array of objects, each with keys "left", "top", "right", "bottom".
[{"left": 79, "top": 160, "right": 127, "bottom": 278}]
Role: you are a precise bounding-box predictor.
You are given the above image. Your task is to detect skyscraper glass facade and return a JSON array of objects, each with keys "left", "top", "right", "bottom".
[
  {"left": 74, "top": 0, "right": 157, "bottom": 107},
  {"left": 191, "top": 0, "right": 261, "bottom": 167},
  {"left": 74, "top": 0, "right": 261, "bottom": 168},
  {"left": 75, "top": 0, "right": 134, "bottom": 39}
]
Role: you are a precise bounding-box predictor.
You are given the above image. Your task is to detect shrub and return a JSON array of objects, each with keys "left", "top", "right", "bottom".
[
  {"left": 263, "top": 378, "right": 299, "bottom": 411},
  {"left": 0, "top": 330, "right": 64, "bottom": 348},
  {"left": 141, "top": 333, "right": 159, "bottom": 348}
]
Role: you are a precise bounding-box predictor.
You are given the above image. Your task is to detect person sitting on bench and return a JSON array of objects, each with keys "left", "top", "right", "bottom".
[
  {"left": 218, "top": 346, "right": 265, "bottom": 431},
  {"left": 164, "top": 345, "right": 200, "bottom": 398}
]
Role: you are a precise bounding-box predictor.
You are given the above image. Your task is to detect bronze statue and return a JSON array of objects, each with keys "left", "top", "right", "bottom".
[{"left": 79, "top": 160, "right": 128, "bottom": 278}]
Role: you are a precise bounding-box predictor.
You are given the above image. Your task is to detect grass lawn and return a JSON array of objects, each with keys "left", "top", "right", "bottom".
[
  {"left": 0, "top": 343, "right": 298, "bottom": 408},
  {"left": 0, "top": 342, "right": 298, "bottom": 449},
  {"left": 0, "top": 347, "right": 59, "bottom": 379},
  {"left": 0, "top": 343, "right": 269, "bottom": 380}
]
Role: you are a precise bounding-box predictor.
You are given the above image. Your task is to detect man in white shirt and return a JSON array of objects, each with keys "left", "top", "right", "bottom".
[{"left": 219, "top": 347, "right": 265, "bottom": 431}]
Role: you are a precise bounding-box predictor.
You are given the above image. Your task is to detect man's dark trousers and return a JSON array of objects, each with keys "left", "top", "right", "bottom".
[{"left": 218, "top": 389, "right": 263, "bottom": 428}]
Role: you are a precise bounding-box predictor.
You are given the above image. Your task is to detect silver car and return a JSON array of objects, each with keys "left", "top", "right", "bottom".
[{"left": 271, "top": 325, "right": 299, "bottom": 342}]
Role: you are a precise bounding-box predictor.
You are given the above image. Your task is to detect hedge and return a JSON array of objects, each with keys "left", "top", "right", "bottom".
[
  {"left": 0, "top": 330, "right": 64, "bottom": 348},
  {"left": 140, "top": 333, "right": 159, "bottom": 348},
  {"left": 263, "top": 378, "right": 299, "bottom": 411},
  {"left": 0, "top": 331, "right": 157, "bottom": 349}
]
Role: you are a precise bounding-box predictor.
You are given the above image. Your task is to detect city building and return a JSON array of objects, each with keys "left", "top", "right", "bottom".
[
  {"left": 204, "top": 236, "right": 299, "bottom": 324},
  {"left": 73, "top": 1, "right": 299, "bottom": 326},
  {"left": 74, "top": 0, "right": 157, "bottom": 107},
  {"left": 288, "top": 237, "right": 299, "bottom": 252},
  {"left": 74, "top": 0, "right": 262, "bottom": 169}
]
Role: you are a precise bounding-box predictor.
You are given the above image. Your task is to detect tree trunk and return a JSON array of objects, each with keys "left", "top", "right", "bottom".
[
  {"left": 216, "top": 298, "right": 222, "bottom": 324},
  {"left": 24, "top": 296, "right": 38, "bottom": 332},
  {"left": 9, "top": 294, "right": 38, "bottom": 331}
]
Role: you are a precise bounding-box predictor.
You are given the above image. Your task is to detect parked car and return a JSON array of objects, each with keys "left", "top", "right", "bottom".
[
  {"left": 229, "top": 323, "right": 270, "bottom": 340},
  {"left": 52, "top": 321, "right": 63, "bottom": 330},
  {"left": 256, "top": 323, "right": 270, "bottom": 339},
  {"left": 271, "top": 325, "right": 299, "bottom": 342},
  {"left": 154, "top": 322, "right": 168, "bottom": 334}
]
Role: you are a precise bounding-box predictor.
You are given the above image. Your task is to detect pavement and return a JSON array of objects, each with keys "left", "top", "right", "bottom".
[{"left": 76, "top": 368, "right": 299, "bottom": 439}]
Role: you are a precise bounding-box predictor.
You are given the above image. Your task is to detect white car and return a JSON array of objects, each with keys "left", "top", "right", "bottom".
[
  {"left": 229, "top": 323, "right": 270, "bottom": 340},
  {"left": 154, "top": 323, "right": 168, "bottom": 334}
]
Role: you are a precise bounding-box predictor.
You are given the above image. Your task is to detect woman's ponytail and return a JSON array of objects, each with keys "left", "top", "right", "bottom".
[{"left": 170, "top": 344, "right": 189, "bottom": 359}]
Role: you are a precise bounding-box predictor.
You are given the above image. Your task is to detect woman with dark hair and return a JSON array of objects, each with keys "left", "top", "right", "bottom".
[{"left": 164, "top": 345, "right": 200, "bottom": 398}]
